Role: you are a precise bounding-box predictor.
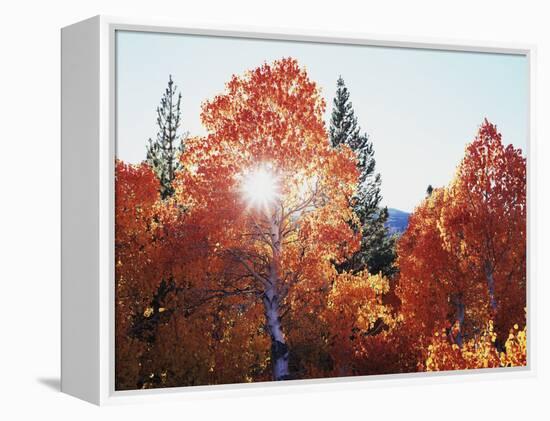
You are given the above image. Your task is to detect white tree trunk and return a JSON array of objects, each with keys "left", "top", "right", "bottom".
[
  {"left": 263, "top": 214, "right": 290, "bottom": 381},
  {"left": 263, "top": 285, "right": 290, "bottom": 380}
]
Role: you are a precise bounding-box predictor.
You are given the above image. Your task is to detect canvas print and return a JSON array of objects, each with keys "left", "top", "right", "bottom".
[{"left": 115, "top": 30, "right": 528, "bottom": 390}]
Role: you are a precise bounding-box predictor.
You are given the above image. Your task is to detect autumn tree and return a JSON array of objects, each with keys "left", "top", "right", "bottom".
[
  {"left": 440, "top": 119, "right": 526, "bottom": 342},
  {"left": 329, "top": 76, "right": 396, "bottom": 276},
  {"left": 397, "top": 119, "right": 526, "bottom": 368},
  {"left": 396, "top": 185, "right": 487, "bottom": 352},
  {"left": 115, "top": 160, "right": 162, "bottom": 389},
  {"left": 147, "top": 75, "right": 186, "bottom": 199},
  {"left": 173, "top": 58, "right": 391, "bottom": 381}
]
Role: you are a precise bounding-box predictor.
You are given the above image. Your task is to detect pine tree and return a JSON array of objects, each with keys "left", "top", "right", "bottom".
[
  {"left": 146, "top": 75, "right": 185, "bottom": 199},
  {"left": 329, "top": 76, "right": 397, "bottom": 276},
  {"left": 426, "top": 184, "right": 434, "bottom": 197}
]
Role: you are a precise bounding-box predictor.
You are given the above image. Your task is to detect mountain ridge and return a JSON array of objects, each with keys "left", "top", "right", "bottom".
[{"left": 385, "top": 207, "right": 410, "bottom": 235}]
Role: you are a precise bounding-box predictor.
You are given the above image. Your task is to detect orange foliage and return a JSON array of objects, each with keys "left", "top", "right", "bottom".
[
  {"left": 115, "top": 62, "right": 527, "bottom": 389},
  {"left": 323, "top": 272, "right": 392, "bottom": 376},
  {"left": 441, "top": 119, "right": 526, "bottom": 339},
  {"left": 397, "top": 119, "right": 527, "bottom": 372},
  {"left": 173, "top": 58, "right": 369, "bottom": 380},
  {"left": 423, "top": 321, "right": 526, "bottom": 372}
]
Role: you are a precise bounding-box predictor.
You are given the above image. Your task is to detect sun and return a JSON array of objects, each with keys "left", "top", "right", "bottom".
[{"left": 241, "top": 164, "right": 280, "bottom": 210}]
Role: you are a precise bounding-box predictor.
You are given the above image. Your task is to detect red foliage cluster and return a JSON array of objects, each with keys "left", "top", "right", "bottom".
[{"left": 115, "top": 61, "right": 527, "bottom": 390}]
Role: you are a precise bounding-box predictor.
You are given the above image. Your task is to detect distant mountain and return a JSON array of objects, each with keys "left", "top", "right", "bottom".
[{"left": 386, "top": 208, "right": 410, "bottom": 235}]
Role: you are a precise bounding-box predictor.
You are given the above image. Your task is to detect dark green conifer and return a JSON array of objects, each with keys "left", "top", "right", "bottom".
[
  {"left": 329, "top": 76, "right": 397, "bottom": 276},
  {"left": 146, "top": 75, "right": 185, "bottom": 199}
]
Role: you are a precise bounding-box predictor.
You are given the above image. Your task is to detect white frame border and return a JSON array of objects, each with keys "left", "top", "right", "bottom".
[{"left": 96, "top": 15, "right": 536, "bottom": 405}]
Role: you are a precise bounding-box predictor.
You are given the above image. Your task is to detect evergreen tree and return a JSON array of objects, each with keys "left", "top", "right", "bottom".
[
  {"left": 147, "top": 75, "right": 185, "bottom": 199},
  {"left": 329, "top": 76, "right": 397, "bottom": 276},
  {"left": 426, "top": 184, "right": 434, "bottom": 197}
]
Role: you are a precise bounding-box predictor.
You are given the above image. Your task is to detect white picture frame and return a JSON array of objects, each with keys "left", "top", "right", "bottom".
[{"left": 61, "top": 15, "right": 536, "bottom": 405}]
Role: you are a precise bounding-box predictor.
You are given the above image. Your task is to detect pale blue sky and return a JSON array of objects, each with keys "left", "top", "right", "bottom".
[{"left": 116, "top": 30, "right": 528, "bottom": 212}]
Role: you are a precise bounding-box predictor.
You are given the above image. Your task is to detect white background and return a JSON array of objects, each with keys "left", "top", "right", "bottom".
[{"left": 0, "top": 0, "right": 548, "bottom": 419}]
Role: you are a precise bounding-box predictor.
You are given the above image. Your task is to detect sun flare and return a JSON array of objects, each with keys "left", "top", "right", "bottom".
[{"left": 241, "top": 164, "right": 279, "bottom": 210}]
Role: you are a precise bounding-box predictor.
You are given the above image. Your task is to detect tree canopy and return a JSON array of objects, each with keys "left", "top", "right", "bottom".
[{"left": 115, "top": 61, "right": 527, "bottom": 390}]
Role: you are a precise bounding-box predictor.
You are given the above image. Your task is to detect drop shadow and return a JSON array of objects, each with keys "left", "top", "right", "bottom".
[{"left": 37, "top": 377, "right": 61, "bottom": 392}]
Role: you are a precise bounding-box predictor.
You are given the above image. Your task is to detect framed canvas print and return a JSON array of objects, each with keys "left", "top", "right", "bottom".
[{"left": 61, "top": 16, "right": 534, "bottom": 405}]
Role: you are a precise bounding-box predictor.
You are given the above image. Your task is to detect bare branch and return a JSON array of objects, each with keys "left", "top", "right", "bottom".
[{"left": 227, "top": 249, "right": 271, "bottom": 288}]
